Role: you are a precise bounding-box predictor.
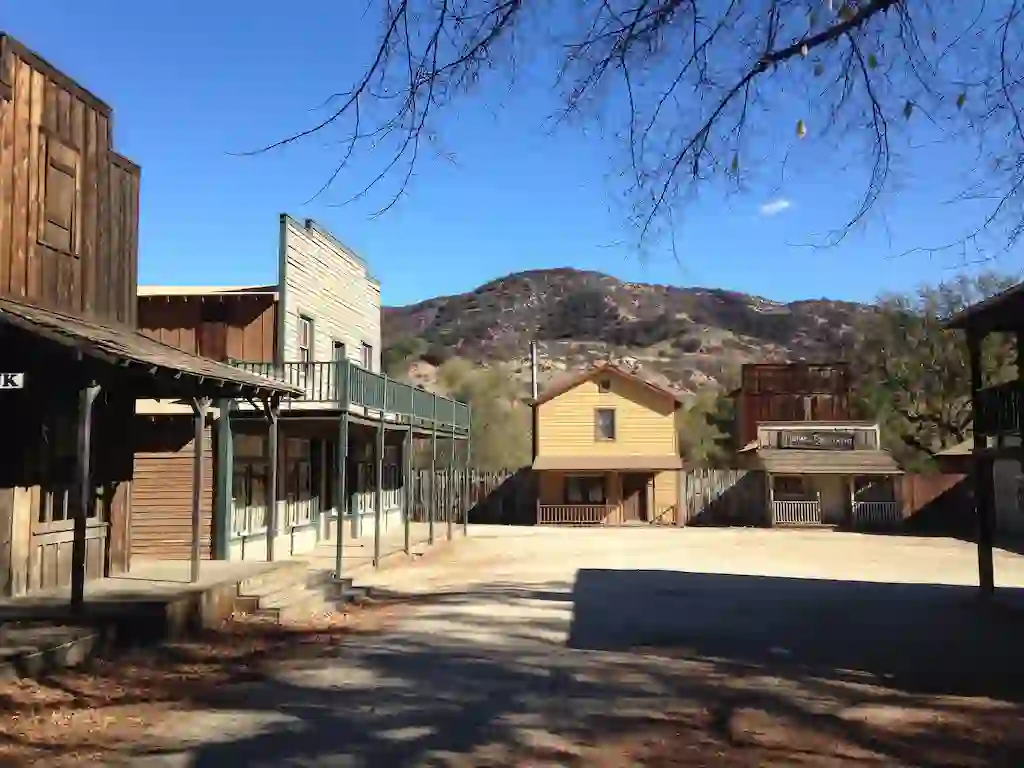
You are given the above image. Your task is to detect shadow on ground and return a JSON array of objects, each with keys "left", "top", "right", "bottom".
[{"left": 4, "top": 573, "right": 1024, "bottom": 766}]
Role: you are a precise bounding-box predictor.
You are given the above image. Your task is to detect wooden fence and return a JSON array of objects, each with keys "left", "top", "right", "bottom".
[
  {"left": 407, "top": 467, "right": 535, "bottom": 525},
  {"left": 679, "top": 468, "right": 767, "bottom": 526}
]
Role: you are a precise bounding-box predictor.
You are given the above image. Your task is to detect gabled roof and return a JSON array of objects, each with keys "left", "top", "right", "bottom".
[{"left": 532, "top": 362, "right": 682, "bottom": 408}]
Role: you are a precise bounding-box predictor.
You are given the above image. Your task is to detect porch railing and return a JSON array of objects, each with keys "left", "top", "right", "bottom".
[
  {"left": 230, "top": 499, "right": 267, "bottom": 539},
  {"left": 231, "top": 360, "right": 471, "bottom": 432},
  {"left": 852, "top": 500, "right": 902, "bottom": 528},
  {"left": 537, "top": 504, "right": 612, "bottom": 526},
  {"left": 975, "top": 381, "right": 1024, "bottom": 439},
  {"left": 771, "top": 499, "right": 822, "bottom": 525}
]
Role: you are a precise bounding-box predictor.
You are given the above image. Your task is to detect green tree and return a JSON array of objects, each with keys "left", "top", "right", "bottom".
[
  {"left": 382, "top": 336, "right": 427, "bottom": 377},
  {"left": 678, "top": 388, "right": 736, "bottom": 467},
  {"left": 437, "top": 358, "right": 531, "bottom": 470},
  {"left": 849, "top": 271, "right": 1018, "bottom": 468}
]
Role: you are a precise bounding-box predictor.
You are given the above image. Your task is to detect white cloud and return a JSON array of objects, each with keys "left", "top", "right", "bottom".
[{"left": 759, "top": 197, "right": 793, "bottom": 217}]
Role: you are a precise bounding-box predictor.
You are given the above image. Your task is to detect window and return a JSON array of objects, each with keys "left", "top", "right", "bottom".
[
  {"left": 298, "top": 316, "right": 314, "bottom": 363},
  {"left": 595, "top": 408, "right": 616, "bottom": 441},
  {"left": 361, "top": 342, "right": 373, "bottom": 370},
  {"left": 565, "top": 475, "right": 606, "bottom": 504},
  {"left": 597, "top": 377, "right": 612, "bottom": 393},
  {"left": 38, "top": 137, "right": 81, "bottom": 255},
  {"left": 773, "top": 475, "right": 807, "bottom": 499},
  {"left": 332, "top": 340, "right": 347, "bottom": 362}
]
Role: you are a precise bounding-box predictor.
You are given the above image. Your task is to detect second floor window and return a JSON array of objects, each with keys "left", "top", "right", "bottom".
[
  {"left": 298, "top": 316, "right": 313, "bottom": 363},
  {"left": 595, "top": 408, "right": 616, "bottom": 441},
  {"left": 333, "top": 341, "right": 347, "bottom": 362},
  {"left": 361, "top": 342, "right": 373, "bottom": 370}
]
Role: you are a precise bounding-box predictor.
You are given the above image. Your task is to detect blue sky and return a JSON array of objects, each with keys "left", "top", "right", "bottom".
[{"left": 7, "top": 2, "right": 1022, "bottom": 307}]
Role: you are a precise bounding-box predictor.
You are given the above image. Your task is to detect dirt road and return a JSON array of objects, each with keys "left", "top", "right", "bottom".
[{"left": 7, "top": 526, "right": 1024, "bottom": 766}]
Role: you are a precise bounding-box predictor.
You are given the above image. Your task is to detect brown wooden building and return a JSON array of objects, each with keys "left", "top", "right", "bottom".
[
  {"left": 0, "top": 35, "right": 296, "bottom": 599},
  {"left": 733, "top": 362, "right": 853, "bottom": 447},
  {"left": 733, "top": 363, "right": 901, "bottom": 528}
]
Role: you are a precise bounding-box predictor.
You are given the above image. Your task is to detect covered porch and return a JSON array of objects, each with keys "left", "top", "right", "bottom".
[
  {"left": 0, "top": 298, "right": 299, "bottom": 605},
  {"left": 749, "top": 447, "right": 903, "bottom": 528},
  {"left": 532, "top": 455, "right": 683, "bottom": 526}
]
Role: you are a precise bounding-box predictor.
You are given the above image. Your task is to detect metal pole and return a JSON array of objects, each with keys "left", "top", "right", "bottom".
[
  {"left": 71, "top": 381, "right": 101, "bottom": 608},
  {"left": 190, "top": 397, "right": 211, "bottom": 583},
  {"left": 265, "top": 396, "right": 280, "bottom": 562},
  {"left": 334, "top": 362, "right": 350, "bottom": 579},
  {"left": 429, "top": 393, "right": 437, "bottom": 545},
  {"left": 403, "top": 425, "right": 412, "bottom": 555},
  {"left": 374, "top": 418, "right": 384, "bottom": 567}
]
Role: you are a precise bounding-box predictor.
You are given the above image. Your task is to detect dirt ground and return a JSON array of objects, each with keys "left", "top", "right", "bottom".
[{"left": 3, "top": 525, "right": 1024, "bottom": 766}]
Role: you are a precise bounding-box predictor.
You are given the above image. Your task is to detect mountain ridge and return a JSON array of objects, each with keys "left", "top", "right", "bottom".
[{"left": 382, "top": 267, "right": 867, "bottom": 396}]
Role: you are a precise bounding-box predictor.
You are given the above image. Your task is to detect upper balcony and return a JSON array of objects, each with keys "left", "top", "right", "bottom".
[{"left": 230, "top": 360, "right": 470, "bottom": 434}]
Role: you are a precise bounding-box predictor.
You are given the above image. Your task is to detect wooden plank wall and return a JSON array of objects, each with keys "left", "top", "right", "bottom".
[
  {"left": 137, "top": 295, "right": 277, "bottom": 362},
  {"left": 0, "top": 37, "right": 138, "bottom": 326},
  {"left": 130, "top": 417, "right": 214, "bottom": 560}
]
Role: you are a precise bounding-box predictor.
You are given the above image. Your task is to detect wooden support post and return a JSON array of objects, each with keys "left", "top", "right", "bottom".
[
  {"left": 334, "top": 414, "right": 349, "bottom": 578},
  {"left": 265, "top": 396, "right": 281, "bottom": 563},
  {"left": 373, "top": 419, "right": 384, "bottom": 567},
  {"left": 190, "top": 397, "right": 211, "bottom": 583},
  {"left": 447, "top": 424, "right": 455, "bottom": 542},
  {"left": 429, "top": 394, "right": 437, "bottom": 545},
  {"left": 403, "top": 426, "right": 412, "bottom": 555},
  {"left": 213, "top": 398, "right": 233, "bottom": 560},
  {"left": 969, "top": 330, "right": 995, "bottom": 596},
  {"left": 464, "top": 412, "right": 472, "bottom": 536},
  {"left": 71, "top": 381, "right": 101, "bottom": 609},
  {"left": 767, "top": 473, "right": 775, "bottom": 527}
]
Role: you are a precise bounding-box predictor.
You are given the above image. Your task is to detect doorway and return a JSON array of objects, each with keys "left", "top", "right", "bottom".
[{"left": 621, "top": 473, "right": 650, "bottom": 523}]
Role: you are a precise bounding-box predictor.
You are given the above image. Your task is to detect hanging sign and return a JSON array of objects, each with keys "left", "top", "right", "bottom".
[
  {"left": 0, "top": 373, "right": 25, "bottom": 389},
  {"left": 781, "top": 430, "right": 855, "bottom": 450}
]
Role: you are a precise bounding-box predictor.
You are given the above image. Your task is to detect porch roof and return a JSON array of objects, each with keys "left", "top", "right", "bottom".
[
  {"left": 0, "top": 298, "right": 303, "bottom": 399},
  {"left": 532, "top": 454, "right": 684, "bottom": 471},
  {"left": 755, "top": 448, "right": 902, "bottom": 475}
]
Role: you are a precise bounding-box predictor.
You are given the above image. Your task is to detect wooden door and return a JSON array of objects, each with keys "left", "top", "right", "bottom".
[
  {"left": 621, "top": 473, "right": 649, "bottom": 523},
  {"left": 29, "top": 406, "right": 108, "bottom": 592}
]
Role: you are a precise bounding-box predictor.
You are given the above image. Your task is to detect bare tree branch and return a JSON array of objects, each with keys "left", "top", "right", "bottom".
[{"left": 246, "top": 0, "right": 1024, "bottom": 254}]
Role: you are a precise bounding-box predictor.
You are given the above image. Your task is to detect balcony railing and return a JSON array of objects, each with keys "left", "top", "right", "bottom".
[
  {"left": 975, "top": 381, "right": 1024, "bottom": 438},
  {"left": 231, "top": 360, "right": 471, "bottom": 432}
]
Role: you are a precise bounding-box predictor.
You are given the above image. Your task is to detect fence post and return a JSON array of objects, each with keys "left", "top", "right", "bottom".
[
  {"left": 429, "top": 394, "right": 437, "bottom": 545},
  {"left": 403, "top": 425, "right": 412, "bottom": 555}
]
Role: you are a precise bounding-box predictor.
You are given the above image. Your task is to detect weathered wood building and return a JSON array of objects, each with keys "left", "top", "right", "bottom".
[
  {"left": 531, "top": 363, "right": 683, "bottom": 525},
  {"left": 734, "top": 363, "right": 902, "bottom": 527},
  {"left": 0, "top": 35, "right": 296, "bottom": 599},
  {"left": 733, "top": 362, "right": 853, "bottom": 447},
  {"left": 136, "top": 215, "right": 470, "bottom": 571}
]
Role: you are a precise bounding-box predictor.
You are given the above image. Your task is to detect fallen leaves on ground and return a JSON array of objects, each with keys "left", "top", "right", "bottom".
[{"left": 0, "top": 605, "right": 394, "bottom": 766}]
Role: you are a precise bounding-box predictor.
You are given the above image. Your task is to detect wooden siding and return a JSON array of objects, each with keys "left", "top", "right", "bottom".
[
  {"left": 130, "top": 417, "right": 213, "bottom": 560},
  {"left": 536, "top": 375, "right": 677, "bottom": 457},
  {"left": 137, "top": 295, "right": 277, "bottom": 362},
  {"left": 0, "top": 36, "right": 138, "bottom": 326},
  {"left": 279, "top": 216, "right": 381, "bottom": 369},
  {"left": 736, "top": 363, "right": 852, "bottom": 446}
]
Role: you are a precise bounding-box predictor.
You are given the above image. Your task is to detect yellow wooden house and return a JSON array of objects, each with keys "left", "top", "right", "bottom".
[{"left": 532, "top": 363, "right": 684, "bottom": 525}]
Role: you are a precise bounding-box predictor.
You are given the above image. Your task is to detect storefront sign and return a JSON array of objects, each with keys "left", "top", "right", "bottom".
[
  {"left": 0, "top": 373, "right": 25, "bottom": 389},
  {"left": 781, "top": 430, "right": 855, "bottom": 450}
]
